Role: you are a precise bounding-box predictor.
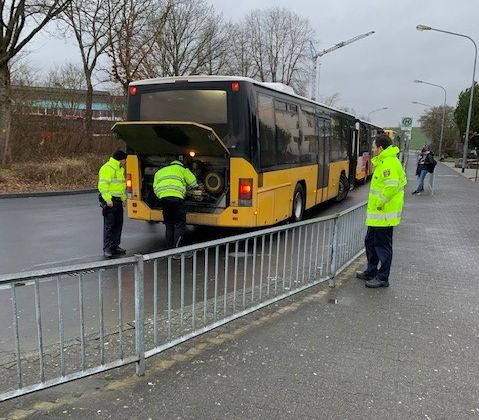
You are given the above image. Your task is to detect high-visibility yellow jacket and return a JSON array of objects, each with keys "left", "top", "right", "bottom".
[
  {"left": 98, "top": 157, "right": 127, "bottom": 202},
  {"left": 153, "top": 160, "right": 198, "bottom": 200},
  {"left": 366, "top": 145, "right": 407, "bottom": 227}
]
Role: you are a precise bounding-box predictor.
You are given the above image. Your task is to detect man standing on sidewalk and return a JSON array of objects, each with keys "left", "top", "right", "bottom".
[
  {"left": 356, "top": 134, "right": 407, "bottom": 288},
  {"left": 98, "top": 150, "right": 128, "bottom": 258}
]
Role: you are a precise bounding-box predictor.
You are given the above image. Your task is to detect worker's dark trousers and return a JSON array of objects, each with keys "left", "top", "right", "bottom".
[
  {"left": 364, "top": 226, "right": 393, "bottom": 282},
  {"left": 103, "top": 199, "right": 123, "bottom": 251},
  {"left": 160, "top": 197, "right": 186, "bottom": 248}
]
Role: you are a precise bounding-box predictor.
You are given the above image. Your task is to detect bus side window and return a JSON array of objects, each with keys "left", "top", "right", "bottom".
[
  {"left": 275, "top": 100, "right": 300, "bottom": 165},
  {"left": 359, "top": 126, "right": 369, "bottom": 154},
  {"left": 257, "top": 93, "right": 276, "bottom": 168},
  {"left": 299, "top": 108, "right": 318, "bottom": 164},
  {"left": 330, "top": 116, "right": 341, "bottom": 161}
]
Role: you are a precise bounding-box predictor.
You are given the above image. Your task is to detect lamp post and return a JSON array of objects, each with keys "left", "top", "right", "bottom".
[
  {"left": 413, "top": 79, "right": 447, "bottom": 160},
  {"left": 411, "top": 101, "right": 433, "bottom": 108},
  {"left": 367, "top": 106, "right": 388, "bottom": 120},
  {"left": 417, "top": 24, "right": 477, "bottom": 172}
]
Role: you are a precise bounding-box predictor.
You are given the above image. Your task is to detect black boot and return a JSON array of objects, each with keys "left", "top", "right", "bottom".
[
  {"left": 365, "top": 278, "right": 389, "bottom": 288},
  {"left": 356, "top": 271, "right": 375, "bottom": 280}
]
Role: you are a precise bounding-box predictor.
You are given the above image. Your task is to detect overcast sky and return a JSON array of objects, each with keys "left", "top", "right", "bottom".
[{"left": 26, "top": 0, "right": 477, "bottom": 127}]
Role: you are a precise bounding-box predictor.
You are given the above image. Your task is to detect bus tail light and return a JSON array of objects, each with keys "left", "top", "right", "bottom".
[
  {"left": 231, "top": 81, "right": 240, "bottom": 92},
  {"left": 129, "top": 86, "right": 137, "bottom": 96},
  {"left": 126, "top": 174, "right": 133, "bottom": 198},
  {"left": 239, "top": 178, "right": 253, "bottom": 206}
]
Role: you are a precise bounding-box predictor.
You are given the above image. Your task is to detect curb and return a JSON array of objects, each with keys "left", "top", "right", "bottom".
[{"left": 0, "top": 188, "right": 97, "bottom": 199}]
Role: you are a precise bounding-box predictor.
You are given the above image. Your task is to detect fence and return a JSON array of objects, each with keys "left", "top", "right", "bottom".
[{"left": 0, "top": 202, "right": 367, "bottom": 402}]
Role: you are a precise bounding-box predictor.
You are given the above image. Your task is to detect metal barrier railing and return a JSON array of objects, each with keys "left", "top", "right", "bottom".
[{"left": 0, "top": 201, "right": 367, "bottom": 401}]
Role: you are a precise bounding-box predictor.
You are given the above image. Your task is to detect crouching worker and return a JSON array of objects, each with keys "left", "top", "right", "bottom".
[
  {"left": 98, "top": 150, "right": 127, "bottom": 258},
  {"left": 356, "top": 134, "right": 407, "bottom": 288},
  {"left": 153, "top": 158, "right": 200, "bottom": 250}
]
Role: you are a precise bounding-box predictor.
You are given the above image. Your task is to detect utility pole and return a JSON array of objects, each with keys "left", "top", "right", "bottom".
[{"left": 309, "top": 31, "right": 375, "bottom": 101}]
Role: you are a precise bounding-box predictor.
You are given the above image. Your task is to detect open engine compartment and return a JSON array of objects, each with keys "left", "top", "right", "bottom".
[{"left": 140, "top": 154, "right": 229, "bottom": 212}]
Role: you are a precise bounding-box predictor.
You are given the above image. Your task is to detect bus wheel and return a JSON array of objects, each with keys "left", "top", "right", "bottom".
[
  {"left": 292, "top": 184, "right": 305, "bottom": 222},
  {"left": 335, "top": 173, "right": 350, "bottom": 202}
]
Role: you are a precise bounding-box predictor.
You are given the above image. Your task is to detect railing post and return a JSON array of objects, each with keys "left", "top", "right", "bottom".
[
  {"left": 134, "top": 254, "right": 145, "bottom": 376},
  {"left": 329, "top": 217, "right": 339, "bottom": 287}
]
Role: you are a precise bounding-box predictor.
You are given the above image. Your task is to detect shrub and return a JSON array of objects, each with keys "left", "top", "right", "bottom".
[{"left": 13, "top": 154, "right": 106, "bottom": 185}]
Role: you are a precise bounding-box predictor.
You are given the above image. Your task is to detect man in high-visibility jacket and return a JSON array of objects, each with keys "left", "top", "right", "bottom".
[
  {"left": 98, "top": 150, "right": 127, "bottom": 258},
  {"left": 356, "top": 133, "right": 407, "bottom": 288},
  {"left": 153, "top": 158, "right": 199, "bottom": 249}
]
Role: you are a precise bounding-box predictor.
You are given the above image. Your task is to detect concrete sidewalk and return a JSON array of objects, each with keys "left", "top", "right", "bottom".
[{"left": 4, "top": 161, "right": 479, "bottom": 419}]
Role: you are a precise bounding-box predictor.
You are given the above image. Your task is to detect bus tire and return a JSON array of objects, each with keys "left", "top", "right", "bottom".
[
  {"left": 335, "top": 173, "right": 350, "bottom": 202},
  {"left": 291, "top": 184, "right": 305, "bottom": 222}
]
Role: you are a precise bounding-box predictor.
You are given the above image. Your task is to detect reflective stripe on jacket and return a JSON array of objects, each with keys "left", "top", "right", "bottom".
[
  {"left": 153, "top": 161, "right": 198, "bottom": 200},
  {"left": 98, "top": 157, "right": 127, "bottom": 202},
  {"left": 366, "top": 145, "right": 407, "bottom": 227}
]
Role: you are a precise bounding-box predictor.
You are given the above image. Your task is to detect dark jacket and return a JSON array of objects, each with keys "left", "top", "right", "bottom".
[
  {"left": 424, "top": 153, "right": 436, "bottom": 173},
  {"left": 416, "top": 151, "right": 436, "bottom": 175}
]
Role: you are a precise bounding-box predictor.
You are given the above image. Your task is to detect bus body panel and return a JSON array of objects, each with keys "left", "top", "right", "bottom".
[{"left": 327, "top": 161, "right": 349, "bottom": 200}]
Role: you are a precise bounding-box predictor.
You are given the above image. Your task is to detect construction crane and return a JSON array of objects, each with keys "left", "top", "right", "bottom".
[{"left": 309, "top": 30, "right": 375, "bottom": 101}]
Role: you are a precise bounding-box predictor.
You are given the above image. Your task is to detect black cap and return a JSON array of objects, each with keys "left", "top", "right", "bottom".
[{"left": 112, "top": 150, "right": 127, "bottom": 161}]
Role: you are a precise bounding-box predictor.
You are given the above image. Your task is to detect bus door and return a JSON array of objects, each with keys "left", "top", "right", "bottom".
[
  {"left": 350, "top": 122, "right": 359, "bottom": 183},
  {"left": 316, "top": 117, "right": 331, "bottom": 203}
]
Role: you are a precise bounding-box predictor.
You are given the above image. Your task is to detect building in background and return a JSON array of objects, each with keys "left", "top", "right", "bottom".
[{"left": 11, "top": 85, "right": 125, "bottom": 121}]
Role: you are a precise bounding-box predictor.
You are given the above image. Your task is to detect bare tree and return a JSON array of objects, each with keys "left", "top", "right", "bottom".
[
  {"left": 62, "top": 0, "right": 119, "bottom": 141},
  {"left": 11, "top": 59, "right": 41, "bottom": 87},
  {"left": 0, "top": 0, "right": 71, "bottom": 164},
  {"left": 45, "top": 63, "right": 86, "bottom": 115},
  {"left": 227, "top": 23, "right": 258, "bottom": 78},
  {"left": 321, "top": 92, "right": 340, "bottom": 108},
  {"left": 142, "top": 0, "right": 229, "bottom": 77},
  {"left": 419, "top": 105, "right": 460, "bottom": 156},
  {"left": 106, "top": 0, "right": 170, "bottom": 95},
  {"left": 241, "top": 7, "right": 314, "bottom": 92},
  {"left": 201, "top": 16, "right": 231, "bottom": 75}
]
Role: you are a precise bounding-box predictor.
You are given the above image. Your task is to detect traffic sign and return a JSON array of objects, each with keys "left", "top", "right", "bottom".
[{"left": 401, "top": 117, "right": 413, "bottom": 128}]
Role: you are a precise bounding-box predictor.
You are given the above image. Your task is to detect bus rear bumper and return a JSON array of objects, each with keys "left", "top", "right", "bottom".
[{"left": 127, "top": 200, "right": 259, "bottom": 228}]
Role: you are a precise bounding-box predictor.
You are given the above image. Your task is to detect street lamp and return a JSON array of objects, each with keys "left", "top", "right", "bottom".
[
  {"left": 414, "top": 79, "right": 447, "bottom": 160},
  {"left": 416, "top": 24, "right": 477, "bottom": 172},
  {"left": 411, "top": 101, "right": 433, "bottom": 108},
  {"left": 367, "top": 106, "right": 388, "bottom": 120}
]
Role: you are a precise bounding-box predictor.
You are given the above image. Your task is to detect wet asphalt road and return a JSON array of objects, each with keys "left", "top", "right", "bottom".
[
  {"left": 0, "top": 185, "right": 369, "bottom": 275},
  {"left": 0, "top": 185, "right": 369, "bottom": 360}
]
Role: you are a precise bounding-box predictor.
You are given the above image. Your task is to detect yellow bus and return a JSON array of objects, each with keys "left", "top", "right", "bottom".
[{"left": 112, "top": 76, "right": 355, "bottom": 228}]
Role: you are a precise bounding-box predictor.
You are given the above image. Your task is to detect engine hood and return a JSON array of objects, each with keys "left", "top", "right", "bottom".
[{"left": 112, "top": 121, "right": 230, "bottom": 157}]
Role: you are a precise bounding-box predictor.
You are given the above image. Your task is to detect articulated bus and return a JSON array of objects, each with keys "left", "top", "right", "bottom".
[
  {"left": 112, "top": 76, "right": 357, "bottom": 228},
  {"left": 352, "top": 121, "right": 382, "bottom": 183}
]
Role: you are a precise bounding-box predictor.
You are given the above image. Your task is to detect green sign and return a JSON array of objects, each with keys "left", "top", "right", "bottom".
[{"left": 401, "top": 117, "right": 413, "bottom": 127}]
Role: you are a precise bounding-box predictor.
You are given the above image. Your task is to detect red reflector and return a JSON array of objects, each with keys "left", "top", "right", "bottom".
[
  {"left": 231, "top": 82, "right": 240, "bottom": 92},
  {"left": 129, "top": 86, "right": 137, "bottom": 96},
  {"left": 239, "top": 178, "right": 253, "bottom": 202}
]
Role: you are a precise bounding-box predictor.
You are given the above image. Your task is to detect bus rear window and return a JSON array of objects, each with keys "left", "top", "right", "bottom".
[{"left": 140, "top": 90, "right": 228, "bottom": 124}]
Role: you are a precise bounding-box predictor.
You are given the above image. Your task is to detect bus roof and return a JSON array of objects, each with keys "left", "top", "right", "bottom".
[{"left": 130, "top": 75, "right": 356, "bottom": 119}]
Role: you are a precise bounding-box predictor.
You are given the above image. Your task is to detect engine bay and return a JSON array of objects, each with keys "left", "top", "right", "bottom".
[{"left": 140, "top": 154, "right": 229, "bottom": 212}]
